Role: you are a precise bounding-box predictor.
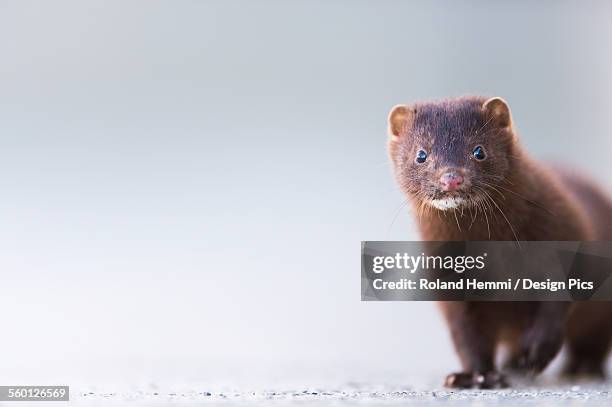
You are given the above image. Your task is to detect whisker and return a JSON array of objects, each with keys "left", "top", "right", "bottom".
[
  {"left": 473, "top": 189, "right": 492, "bottom": 239},
  {"left": 496, "top": 184, "right": 555, "bottom": 215},
  {"left": 388, "top": 199, "right": 410, "bottom": 233},
  {"left": 474, "top": 115, "right": 495, "bottom": 135},
  {"left": 453, "top": 208, "right": 462, "bottom": 232},
  {"left": 482, "top": 189, "right": 521, "bottom": 247},
  {"left": 482, "top": 199, "right": 491, "bottom": 239},
  {"left": 481, "top": 176, "right": 555, "bottom": 215},
  {"left": 480, "top": 181, "right": 507, "bottom": 201},
  {"left": 468, "top": 199, "right": 478, "bottom": 230}
]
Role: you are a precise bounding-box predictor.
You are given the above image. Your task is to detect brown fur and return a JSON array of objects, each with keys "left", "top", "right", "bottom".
[{"left": 387, "top": 96, "right": 612, "bottom": 388}]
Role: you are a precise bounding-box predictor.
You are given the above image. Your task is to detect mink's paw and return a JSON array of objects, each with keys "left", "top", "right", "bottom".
[
  {"left": 562, "top": 358, "right": 606, "bottom": 379},
  {"left": 515, "top": 325, "right": 563, "bottom": 374},
  {"left": 444, "top": 371, "right": 508, "bottom": 389}
]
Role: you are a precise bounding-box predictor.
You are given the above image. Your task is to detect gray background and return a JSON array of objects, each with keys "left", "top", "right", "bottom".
[{"left": 0, "top": 0, "right": 611, "bottom": 389}]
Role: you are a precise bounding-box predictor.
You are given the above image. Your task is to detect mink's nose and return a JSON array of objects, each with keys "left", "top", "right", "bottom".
[{"left": 440, "top": 171, "right": 464, "bottom": 191}]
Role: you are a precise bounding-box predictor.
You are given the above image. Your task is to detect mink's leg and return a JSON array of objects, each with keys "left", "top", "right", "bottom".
[
  {"left": 563, "top": 335, "right": 609, "bottom": 378},
  {"left": 441, "top": 303, "right": 506, "bottom": 389},
  {"left": 501, "top": 339, "right": 526, "bottom": 374},
  {"left": 562, "top": 303, "right": 612, "bottom": 378},
  {"left": 513, "top": 302, "right": 567, "bottom": 374}
]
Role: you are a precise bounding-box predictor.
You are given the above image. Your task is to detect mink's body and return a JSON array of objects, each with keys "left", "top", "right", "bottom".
[{"left": 387, "top": 96, "right": 612, "bottom": 388}]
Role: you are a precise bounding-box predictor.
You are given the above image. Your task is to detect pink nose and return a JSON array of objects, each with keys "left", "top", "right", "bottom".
[{"left": 440, "top": 172, "right": 464, "bottom": 191}]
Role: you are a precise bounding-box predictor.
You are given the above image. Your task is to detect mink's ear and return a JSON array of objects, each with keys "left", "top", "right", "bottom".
[
  {"left": 388, "top": 105, "right": 416, "bottom": 138},
  {"left": 482, "top": 97, "right": 512, "bottom": 128}
]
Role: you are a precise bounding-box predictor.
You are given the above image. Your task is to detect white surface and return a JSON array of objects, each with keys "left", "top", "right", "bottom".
[{"left": 66, "top": 379, "right": 612, "bottom": 406}]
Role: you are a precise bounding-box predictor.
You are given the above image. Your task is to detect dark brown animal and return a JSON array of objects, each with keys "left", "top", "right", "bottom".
[{"left": 387, "top": 96, "right": 612, "bottom": 388}]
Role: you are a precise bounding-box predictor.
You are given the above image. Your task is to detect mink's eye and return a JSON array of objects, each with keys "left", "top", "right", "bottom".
[
  {"left": 472, "top": 146, "right": 486, "bottom": 161},
  {"left": 415, "top": 150, "right": 428, "bottom": 164}
]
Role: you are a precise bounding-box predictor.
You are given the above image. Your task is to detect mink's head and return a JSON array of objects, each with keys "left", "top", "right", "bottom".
[{"left": 387, "top": 96, "right": 517, "bottom": 211}]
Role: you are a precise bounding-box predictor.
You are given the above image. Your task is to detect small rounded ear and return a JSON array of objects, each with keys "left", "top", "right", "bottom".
[
  {"left": 388, "top": 105, "right": 415, "bottom": 138},
  {"left": 482, "top": 97, "right": 512, "bottom": 128}
]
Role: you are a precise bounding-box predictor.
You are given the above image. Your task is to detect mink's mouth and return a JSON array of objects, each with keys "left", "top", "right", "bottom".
[
  {"left": 429, "top": 196, "right": 466, "bottom": 210},
  {"left": 426, "top": 191, "right": 473, "bottom": 211}
]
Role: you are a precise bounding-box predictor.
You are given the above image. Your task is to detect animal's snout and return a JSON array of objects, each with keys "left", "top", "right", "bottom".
[{"left": 440, "top": 171, "right": 464, "bottom": 192}]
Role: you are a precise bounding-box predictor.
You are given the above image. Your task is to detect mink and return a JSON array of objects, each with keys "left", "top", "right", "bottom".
[{"left": 387, "top": 96, "right": 612, "bottom": 388}]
